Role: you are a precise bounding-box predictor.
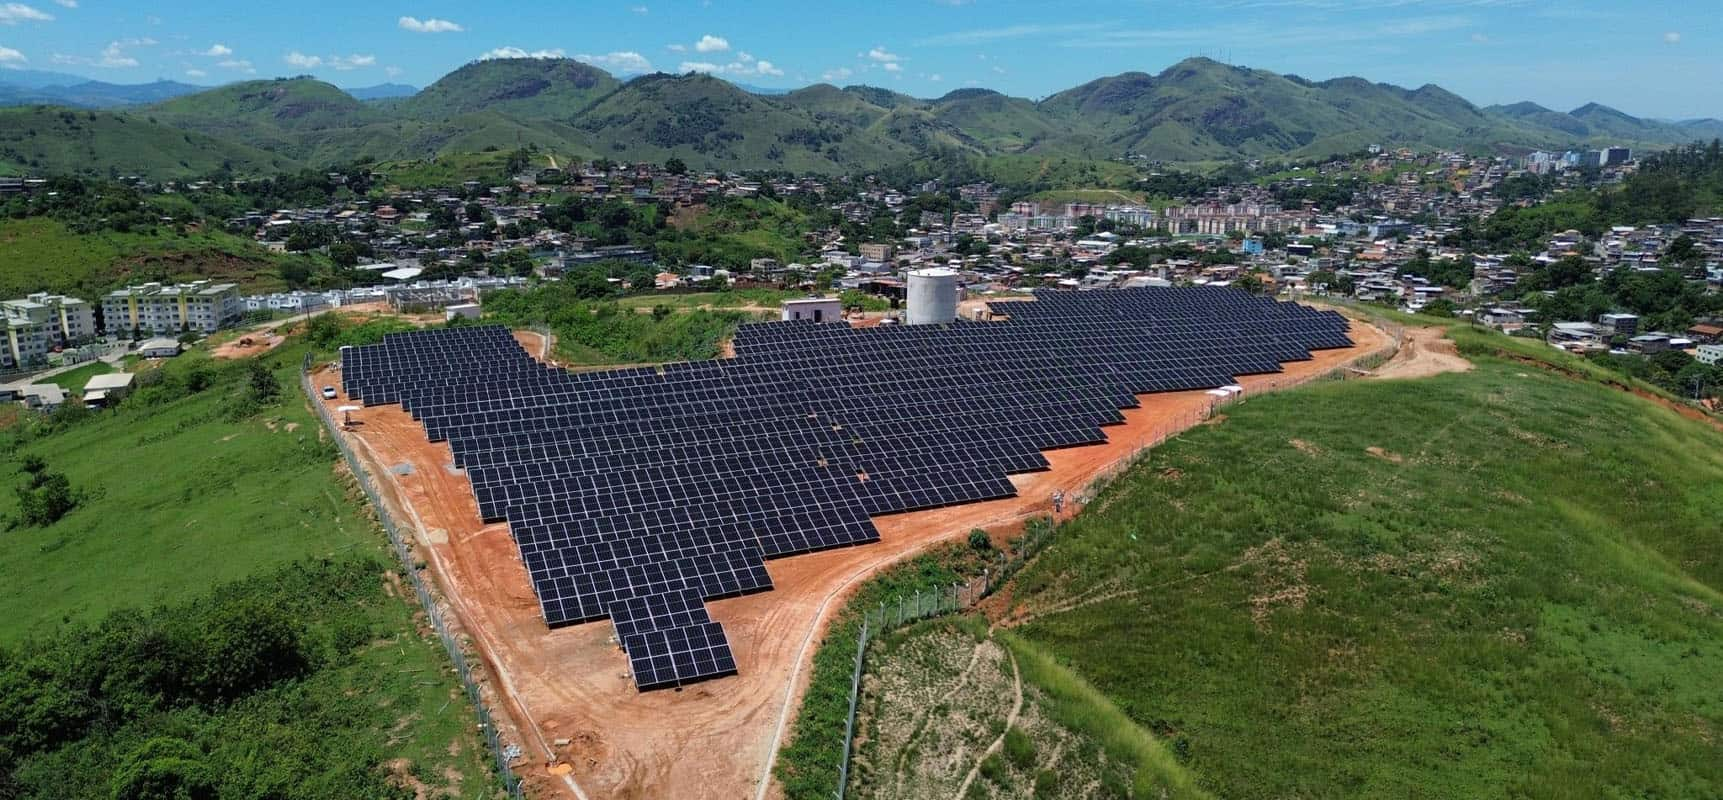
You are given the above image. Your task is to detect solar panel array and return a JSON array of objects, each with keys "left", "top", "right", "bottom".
[{"left": 340, "top": 288, "right": 1351, "bottom": 692}]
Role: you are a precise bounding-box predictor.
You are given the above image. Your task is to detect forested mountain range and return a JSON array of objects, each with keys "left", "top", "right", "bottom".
[{"left": 2, "top": 56, "right": 1718, "bottom": 178}]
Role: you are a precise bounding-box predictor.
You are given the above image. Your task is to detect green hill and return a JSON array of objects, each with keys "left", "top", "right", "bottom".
[
  {"left": 147, "top": 77, "right": 389, "bottom": 160},
  {"left": 995, "top": 331, "right": 1723, "bottom": 798},
  {"left": 6, "top": 57, "right": 1719, "bottom": 177},
  {"left": 0, "top": 107, "right": 299, "bottom": 178},
  {"left": 400, "top": 58, "right": 620, "bottom": 119},
  {"left": 0, "top": 217, "right": 291, "bottom": 298}
]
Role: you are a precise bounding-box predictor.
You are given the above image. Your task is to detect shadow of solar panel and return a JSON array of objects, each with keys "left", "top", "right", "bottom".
[{"left": 340, "top": 290, "right": 1352, "bottom": 692}]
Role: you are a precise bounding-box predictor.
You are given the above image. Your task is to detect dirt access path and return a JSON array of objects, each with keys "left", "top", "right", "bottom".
[
  {"left": 1370, "top": 326, "right": 1472, "bottom": 380},
  {"left": 317, "top": 313, "right": 1387, "bottom": 800}
]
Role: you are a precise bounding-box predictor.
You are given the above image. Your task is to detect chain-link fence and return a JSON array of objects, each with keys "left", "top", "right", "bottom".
[{"left": 300, "top": 353, "right": 525, "bottom": 799}]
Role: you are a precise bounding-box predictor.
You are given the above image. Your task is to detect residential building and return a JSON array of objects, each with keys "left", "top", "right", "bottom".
[
  {"left": 1, "top": 293, "right": 97, "bottom": 368},
  {"left": 102, "top": 281, "right": 244, "bottom": 335},
  {"left": 859, "top": 243, "right": 894, "bottom": 263},
  {"left": 1696, "top": 344, "right": 1723, "bottom": 366},
  {"left": 781, "top": 297, "right": 842, "bottom": 323}
]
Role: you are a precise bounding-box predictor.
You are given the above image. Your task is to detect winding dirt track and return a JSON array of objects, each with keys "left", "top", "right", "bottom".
[{"left": 317, "top": 314, "right": 1386, "bottom": 800}]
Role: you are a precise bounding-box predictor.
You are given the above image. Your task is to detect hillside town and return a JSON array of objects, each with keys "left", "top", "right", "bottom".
[{"left": 5, "top": 144, "right": 1722, "bottom": 399}]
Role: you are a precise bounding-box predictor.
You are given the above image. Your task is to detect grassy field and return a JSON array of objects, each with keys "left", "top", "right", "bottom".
[
  {"left": 0, "top": 338, "right": 493, "bottom": 796},
  {"left": 998, "top": 343, "right": 1723, "bottom": 798},
  {"left": 41, "top": 360, "right": 116, "bottom": 396},
  {"left": 0, "top": 346, "right": 371, "bottom": 641},
  {"left": 612, "top": 289, "right": 803, "bottom": 310},
  {"left": 0, "top": 217, "right": 289, "bottom": 299}
]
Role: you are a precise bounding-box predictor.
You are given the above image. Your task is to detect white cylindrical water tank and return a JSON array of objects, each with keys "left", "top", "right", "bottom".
[{"left": 906, "top": 268, "right": 959, "bottom": 325}]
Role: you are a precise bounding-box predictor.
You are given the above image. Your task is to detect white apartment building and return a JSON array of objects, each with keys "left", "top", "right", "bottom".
[
  {"left": 102, "top": 281, "right": 244, "bottom": 335},
  {"left": 2, "top": 293, "right": 97, "bottom": 369}
]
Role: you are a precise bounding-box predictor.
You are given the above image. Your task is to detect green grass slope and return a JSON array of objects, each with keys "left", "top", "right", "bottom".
[
  {"left": 0, "top": 106, "right": 300, "bottom": 178},
  {"left": 0, "top": 347, "right": 372, "bottom": 641},
  {"left": 1010, "top": 342, "right": 1723, "bottom": 798},
  {"left": 0, "top": 217, "right": 289, "bottom": 299}
]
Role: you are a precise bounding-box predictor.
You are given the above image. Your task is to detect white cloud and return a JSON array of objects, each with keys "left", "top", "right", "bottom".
[
  {"left": 927, "top": 73, "right": 942, "bottom": 82},
  {"left": 680, "top": 57, "right": 782, "bottom": 78},
  {"left": 1663, "top": 31, "right": 1680, "bottom": 44},
  {"left": 576, "top": 50, "right": 651, "bottom": 73},
  {"left": 185, "top": 67, "right": 206, "bottom": 78},
  {"left": 821, "top": 66, "right": 852, "bottom": 82},
  {"left": 284, "top": 51, "right": 374, "bottom": 71},
  {"left": 217, "top": 58, "right": 255, "bottom": 73},
  {"left": 866, "top": 46, "right": 900, "bottom": 63},
  {"left": 200, "top": 43, "right": 232, "bottom": 57},
  {"left": 0, "top": 3, "right": 52, "bottom": 24},
  {"left": 694, "top": 34, "right": 729, "bottom": 53},
  {"left": 52, "top": 0, "right": 73, "bottom": 6},
  {"left": 385, "top": 65, "right": 403, "bottom": 77},
  {"left": 0, "top": 45, "right": 24, "bottom": 64},
  {"left": 666, "top": 43, "right": 686, "bottom": 52},
  {"left": 917, "top": 22, "right": 1106, "bottom": 46},
  {"left": 399, "top": 16, "right": 463, "bottom": 34},
  {"left": 481, "top": 46, "right": 565, "bottom": 60},
  {"left": 331, "top": 54, "right": 374, "bottom": 70},
  {"left": 631, "top": 5, "right": 648, "bottom": 13},
  {"left": 883, "top": 62, "right": 901, "bottom": 72}
]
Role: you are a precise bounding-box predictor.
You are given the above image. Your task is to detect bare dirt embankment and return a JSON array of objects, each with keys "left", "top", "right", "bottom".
[
  {"left": 1370, "top": 326, "right": 1472, "bottom": 380},
  {"left": 317, "top": 314, "right": 1386, "bottom": 800}
]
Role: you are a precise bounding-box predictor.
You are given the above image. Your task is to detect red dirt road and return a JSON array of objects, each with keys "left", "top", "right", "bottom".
[{"left": 318, "top": 315, "right": 1388, "bottom": 800}]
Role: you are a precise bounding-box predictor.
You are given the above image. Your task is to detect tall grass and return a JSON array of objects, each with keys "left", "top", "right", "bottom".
[{"left": 998, "top": 631, "right": 1212, "bottom": 800}]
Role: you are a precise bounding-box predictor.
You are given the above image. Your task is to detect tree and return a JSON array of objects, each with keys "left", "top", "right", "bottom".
[
  {"left": 278, "top": 259, "right": 313, "bottom": 290},
  {"left": 328, "top": 241, "right": 359, "bottom": 268},
  {"left": 305, "top": 313, "right": 343, "bottom": 348},
  {"left": 464, "top": 202, "right": 487, "bottom": 224},
  {"left": 245, "top": 361, "right": 281, "bottom": 406},
  {"left": 16, "top": 469, "right": 76, "bottom": 527},
  {"left": 664, "top": 157, "right": 688, "bottom": 176}
]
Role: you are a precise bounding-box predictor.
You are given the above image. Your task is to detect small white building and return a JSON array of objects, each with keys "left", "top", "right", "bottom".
[
  {"left": 83, "top": 372, "right": 135, "bottom": 408},
  {"left": 1697, "top": 344, "right": 1723, "bottom": 366},
  {"left": 138, "top": 337, "right": 183, "bottom": 359},
  {"left": 781, "top": 297, "right": 843, "bottom": 324},
  {"left": 445, "top": 303, "right": 482, "bottom": 322}
]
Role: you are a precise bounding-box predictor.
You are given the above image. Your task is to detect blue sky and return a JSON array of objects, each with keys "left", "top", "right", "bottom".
[{"left": 0, "top": 0, "right": 1716, "bottom": 118}]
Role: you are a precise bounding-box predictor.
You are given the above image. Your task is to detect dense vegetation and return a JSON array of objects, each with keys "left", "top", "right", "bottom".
[
  {"left": 0, "top": 336, "right": 490, "bottom": 797},
  {"left": 1004, "top": 333, "right": 1723, "bottom": 798},
  {"left": 482, "top": 282, "right": 761, "bottom": 365},
  {"left": 0, "top": 557, "right": 491, "bottom": 800}
]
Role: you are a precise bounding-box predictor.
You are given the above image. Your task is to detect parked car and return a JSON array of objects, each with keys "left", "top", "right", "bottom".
[{"left": 322, "top": 386, "right": 337, "bottom": 399}]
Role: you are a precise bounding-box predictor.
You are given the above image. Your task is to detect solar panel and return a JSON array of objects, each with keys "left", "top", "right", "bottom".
[{"left": 340, "top": 288, "right": 1352, "bottom": 691}]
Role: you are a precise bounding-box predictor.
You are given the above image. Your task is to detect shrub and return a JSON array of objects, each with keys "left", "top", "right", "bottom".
[{"left": 1003, "top": 726, "right": 1036, "bottom": 770}]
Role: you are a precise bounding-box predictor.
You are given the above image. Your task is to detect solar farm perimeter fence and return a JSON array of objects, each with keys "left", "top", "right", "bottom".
[
  {"left": 832, "top": 311, "right": 1406, "bottom": 799},
  {"left": 300, "top": 353, "right": 527, "bottom": 800}
]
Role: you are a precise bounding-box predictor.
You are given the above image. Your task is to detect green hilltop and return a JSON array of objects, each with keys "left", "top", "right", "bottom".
[{"left": 7, "top": 56, "right": 1721, "bottom": 178}]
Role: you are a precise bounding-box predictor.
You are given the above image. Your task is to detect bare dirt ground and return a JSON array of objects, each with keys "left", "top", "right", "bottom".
[
  {"left": 1370, "top": 326, "right": 1472, "bottom": 380},
  {"left": 315, "top": 314, "right": 1387, "bottom": 800}
]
